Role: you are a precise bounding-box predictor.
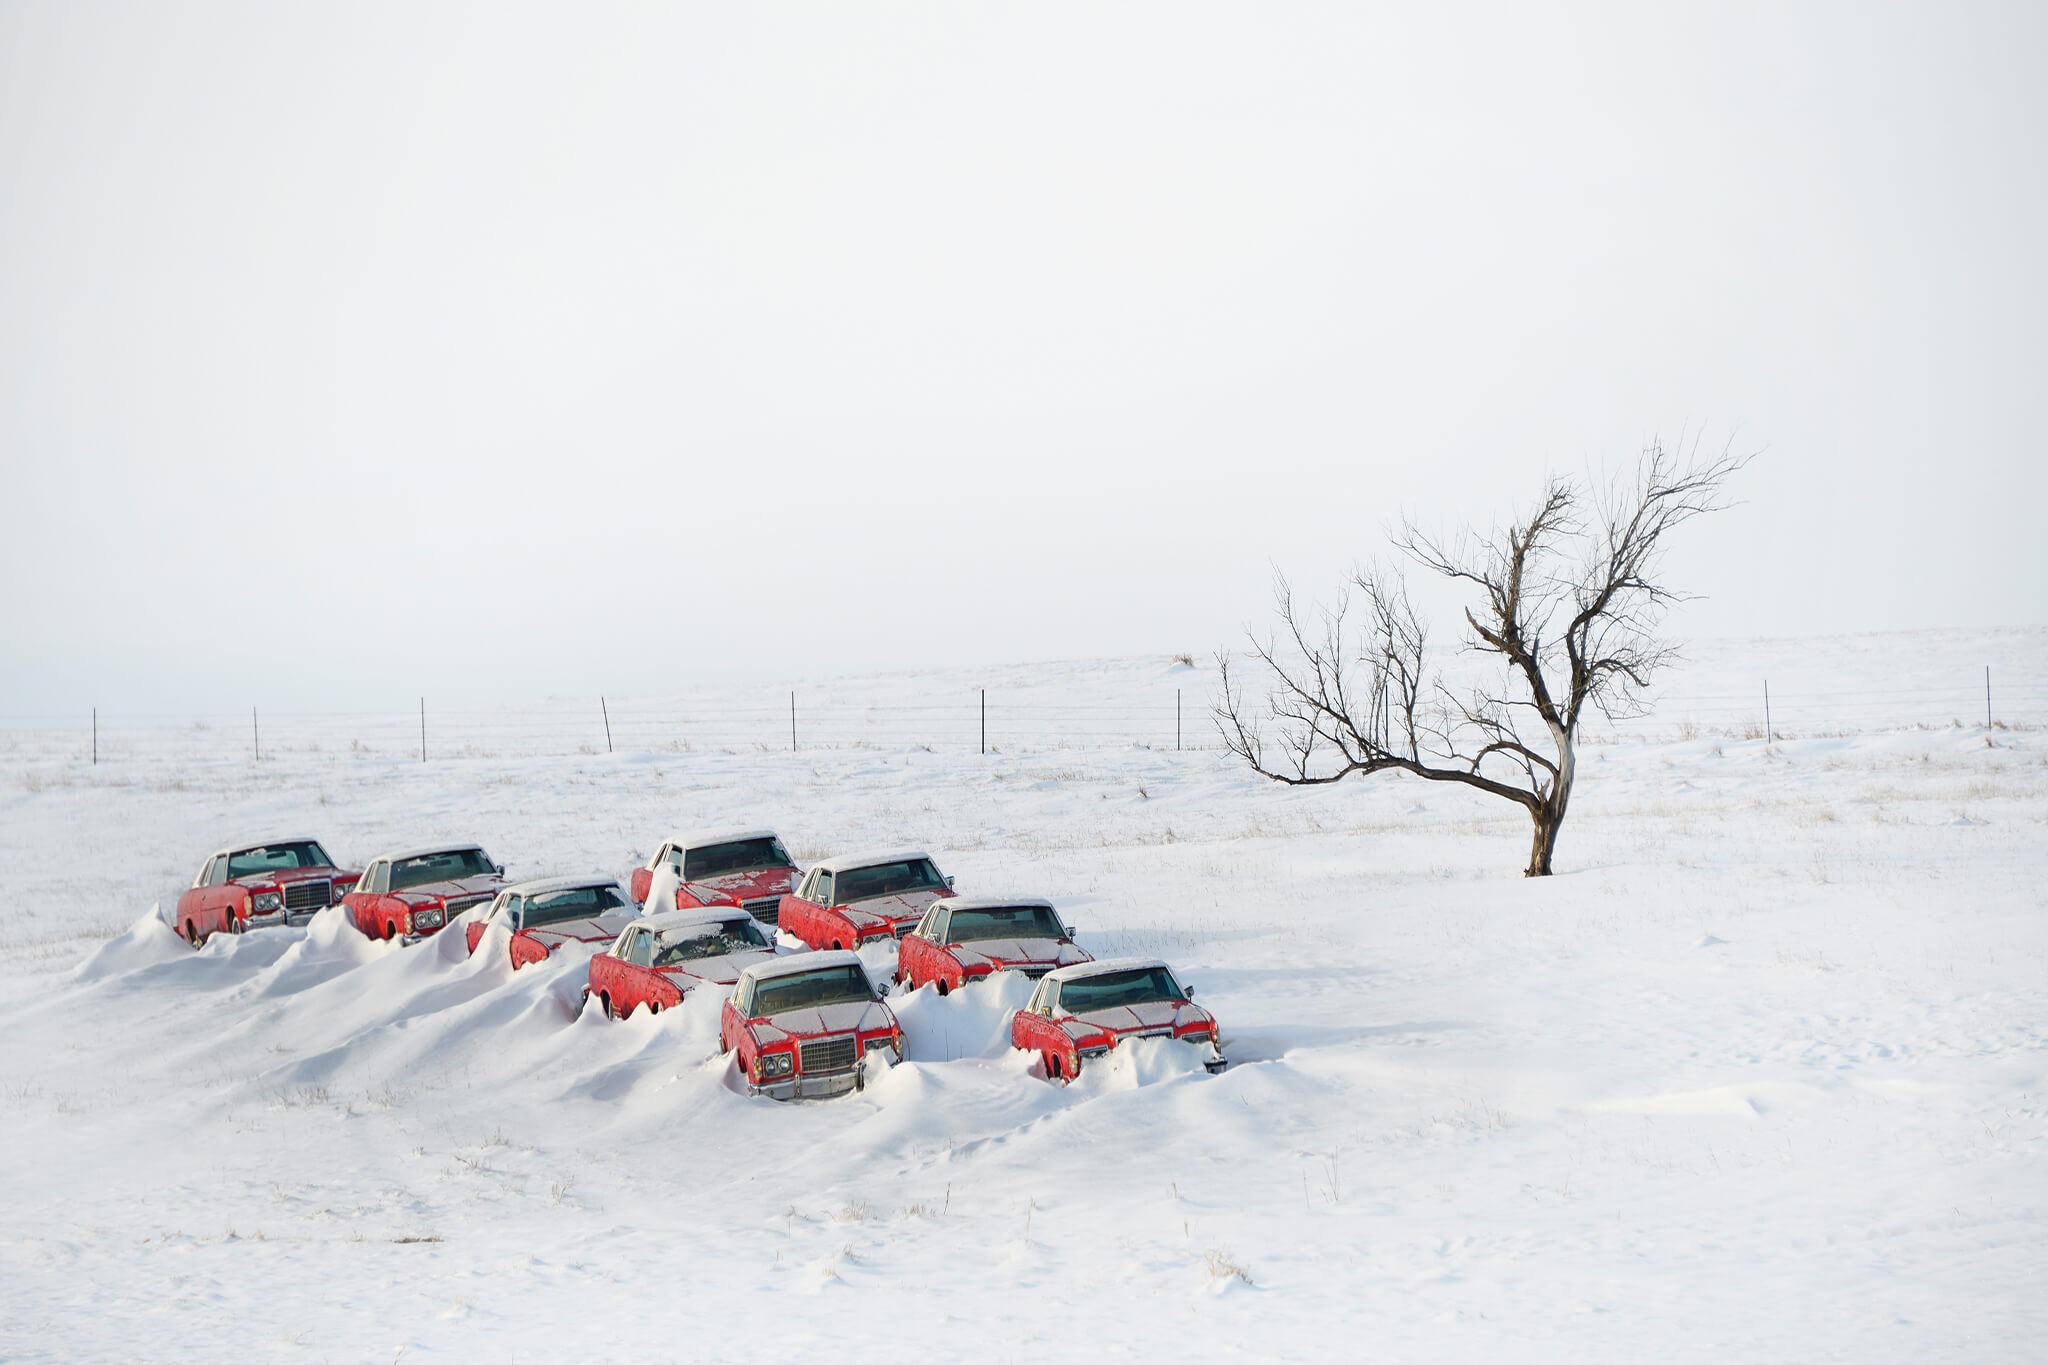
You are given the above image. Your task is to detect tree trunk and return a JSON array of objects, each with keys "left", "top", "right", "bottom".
[
  {"left": 1524, "top": 728, "right": 1575, "bottom": 877},
  {"left": 1525, "top": 808, "right": 1562, "bottom": 877}
]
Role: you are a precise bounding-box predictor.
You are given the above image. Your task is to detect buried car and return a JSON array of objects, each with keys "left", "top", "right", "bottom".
[
  {"left": 343, "top": 843, "right": 509, "bottom": 943},
  {"left": 629, "top": 828, "right": 800, "bottom": 927},
  {"left": 720, "top": 951, "right": 904, "bottom": 1100},
  {"left": 1010, "top": 958, "right": 1226, "bottom": 1080},
  {"left": 462, "top": 876, "right": 638, "bottom": 970},
  {"left": 777, "top": 848, "right": 954, "bottom": 950},
  {"left": 896, "top": 895, "right": 1092, "bottom": 994},
  {"left": 585, "top": 907, "right": 780, "bottom": 1020},
  {"left": 173, "top": 837, "right": 358, "bottom": 945}
]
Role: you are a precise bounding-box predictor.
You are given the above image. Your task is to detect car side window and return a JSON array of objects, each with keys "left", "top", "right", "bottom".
[
  {"left": 205, "top": 856, "right": 229, "bottom": 886},
  {"left": 363, "top": 861, "right": 388, "bottom": 894},
  {"left": 796, "top": 869, "right": 816, "bottom": 901},
  {"left": 930, "top": 908, "right": 950, "bottom": 941},
  {"left": 626, "top": 930, "right": 650, "bottom": 967},
  {"left": 1039, "top": 982, "right": 1060, "bottom": 1016},
  {"left": 816, "top": 872, "right": 835, "bottom": 906},
  {"left": 733, "top": 980, "right": 754, "bottom": 1015}
]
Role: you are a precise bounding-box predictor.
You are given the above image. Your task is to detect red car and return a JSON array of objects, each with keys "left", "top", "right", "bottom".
[
  {"left": 896, "top": 895, "right": 1092, "bottom": 994},
  {"left": 461, "top": 876, "right": 637, "bottom": 970},
  {"left": 173, "top": 837, "right": 358, "bottom": 945},
  {"left": 1010, "top": 958, "right": 1227, "bottom": 1081},
  {"left": 720, "top": 951, "right": 904, "bottom": 1100},
  {"left": 628, "top": 828, "right": 800, "bottom": 927},
  {"left": 777, "top": 849, "right": 955, "bottom": 951},
  {"left": 342, "top": 843, "right": 509, "bottom": 943},
  {"left": 585, "top": 907, "right": 781, "bottom": 1020}
]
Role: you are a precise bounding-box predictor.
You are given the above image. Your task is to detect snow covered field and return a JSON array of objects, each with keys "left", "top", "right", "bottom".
[{"left": 1, "top": 630, "right": 2043, "bottom": 1362}]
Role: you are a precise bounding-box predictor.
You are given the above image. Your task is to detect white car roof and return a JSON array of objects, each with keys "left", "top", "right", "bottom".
[
  {"left": 639, "top": 906, "right": 754, "bottom": 935},
  {"left": 938, "top": 894, "right": 1055, "bottom": 914},
  {"left": 1044, "top": 957, "right": 1170, "bottom": 985},
  {"left": 740, "top": 949, "right": 866, "bottom": 983},
  {"left": 810, "top": 848, "right": 936, "bottom": 875},
  {"left": 659, "top": 827, "right": 783, "bottom": 852},
  {"left": 503, "top": 875, "right": 623, "bottom": 897},
  {"left": 216, "top": 835, "right": 328, "bottom": 858},
  {"left": 371, "top": 842, "right": 490, "bottom": 864}
]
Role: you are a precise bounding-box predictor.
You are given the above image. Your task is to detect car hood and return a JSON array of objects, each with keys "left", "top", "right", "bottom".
[
  {"left": 397, "top": 876, "right": 505, "bottom": 905},
  {"left": 521, "top": 915, "right": 636, "bottom": 952},
  {"left": 232, "top": 866, "right": 344, "bottom": 887},
  {"left": 656, "top": 948, "right": 780, "bottom": 990},
  {"left": 844, "top": 889, "right": 944, "bottom": 928},
  {"left": 699, "top": 867, "right": 798, "bottom": 900},
  {"left": 748, "top": 999, "right": 893, "bottom": 1044},
  {"left": 948, "top": 938, "right": 1081, "bottom": 971},
  {"left": 1061, "top": 999, "right": 1214, "bottom": 1039}
]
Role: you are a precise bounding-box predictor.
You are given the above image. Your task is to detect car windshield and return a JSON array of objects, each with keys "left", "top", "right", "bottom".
[
  {"left": 681, "top": 838, "right": 793, "bottom": 879},
  {"left": 946, "top": 906, "right": 1064, "bottom": 942},
  {"left": 751, "top": 965, "right": 875, "bottom": 1015},
  {"left": 523, "top": 885, "right": 626, "bottom": 928},
  {"left": 1056, "top": 967, "right": 1185, "bottom": 1014},
  {"left": 652, "top": 920, "right": 771, "bottom": 964},
  {"left": 226, "top": 841, "right": 334, "bottom": 877},
  {"left": 835, "top": 859, "right": 944, "bottom": 903},
  {"left": 390, "top": 848, "right": 497, "bottom": 890}
]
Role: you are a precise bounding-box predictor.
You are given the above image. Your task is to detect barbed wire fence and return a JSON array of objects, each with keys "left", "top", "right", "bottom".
[{"left": 2, "top": 667, "right": 2043, "bottom": 769}]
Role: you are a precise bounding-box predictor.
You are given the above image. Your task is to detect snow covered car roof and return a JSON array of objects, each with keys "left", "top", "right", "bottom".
[
  {"left": 659, "top": 827, "right": 782, "bottom": 851},
  {"left": 640, "top": 906, "right": 756, "bottom": 935},
  {"left": 502, "top": 875, "right": 625, "bottom": 898},
  {"left": 1043, "top": 956, "right": 1170, "bottom": 985},
  {"left": 938, "top": 894, "right": 1055, "bottom": 914},
  {"left": 216, "top": 835, "right": 327, "bottom": 857},
  {"left": 739, "top": 949, "right": 867, "bottom": 983},
  {"left": 371, "top": 842, "right": 491, "bottom": 863},
  {"left": 809, "top": 848, "right": 936, "bottom": 874}
]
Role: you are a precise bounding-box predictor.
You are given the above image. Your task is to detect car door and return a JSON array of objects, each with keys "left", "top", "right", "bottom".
[
  {"left": 200, "top": 855, "right": 234, "bottom": 932},
  {"left": 176, "top": 857, "right": 213, "bottom": 934}
]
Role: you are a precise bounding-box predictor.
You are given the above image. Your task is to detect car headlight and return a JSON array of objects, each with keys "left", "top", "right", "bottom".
[
  {"left": 1181, "top": 1026, "right": 1212, "bottom": 1044},
  {"left": 331, "top": 882, "right": 352, "bottom": 904},
  {"left": 414, "top": 908, "right": 444, "bottom": 929},
  {"left": 759, "top": 1051, "right": 794, "bottom": 1077},
  {"left": 864, "top": 1036, "right": 898, "bottom": 1055},
  {"left": 253, "top": 891, "right": 282, "bottom": 914}
]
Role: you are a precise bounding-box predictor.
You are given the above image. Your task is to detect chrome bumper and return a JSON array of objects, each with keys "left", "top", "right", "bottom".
[{"left": 749, "top": 1069, "right": 863, "bottom": 1102}]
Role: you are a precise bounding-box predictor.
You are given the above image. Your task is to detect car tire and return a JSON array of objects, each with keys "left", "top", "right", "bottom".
[
  {"left": 226, "top": 913, "right": 242, "bottom": 935},
  {"left": 936, "top": 980, "right": 949, "bottom": 997},
  {"left": 184, "top": 922, "right": 200, "bottom": 948}
]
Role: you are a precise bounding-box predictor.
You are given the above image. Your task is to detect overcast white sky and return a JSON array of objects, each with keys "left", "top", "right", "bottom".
[{"left": 2, "top": 2, "right": 2042, "bottom": 717}]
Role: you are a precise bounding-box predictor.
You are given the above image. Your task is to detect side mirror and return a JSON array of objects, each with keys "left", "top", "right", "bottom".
[
  {"left": 877, "top": 982, "right": 891, "bottom": 998},
  {"left": 944, "top": 875, "right": 956, "bottom": 889},
  {"left": 494, "top": 863, "right": 506, "bottom": 877},
  {"left": 1183, "top": 986, "right": 1196, "bottom": 999},
  {"left": 1063, "top": 925, "right": 1077, "bottom": 939}
]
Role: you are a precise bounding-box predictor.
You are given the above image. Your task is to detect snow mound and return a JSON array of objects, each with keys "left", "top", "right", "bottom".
[
  {"left": 70, "top": 907, "right": 187, "bottom": 982},
  {"left": 893, "top": 970, "right": 1035, "bottom": 1063}
]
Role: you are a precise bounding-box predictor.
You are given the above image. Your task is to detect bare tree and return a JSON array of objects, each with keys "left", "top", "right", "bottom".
[{"left": 1216, "top": 440, "right": 1746, "bottom": 876}]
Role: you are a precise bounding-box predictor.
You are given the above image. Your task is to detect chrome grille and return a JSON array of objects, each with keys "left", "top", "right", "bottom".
[
  {"left": 743, "top": 896, "right": 781, "bottom": 927},
  {"left": 444, "top": 894, "right": 491, "bottom": 916},
  {"left": 283, "top": 881, "right": 330, "bottom": 912},
  {"left": 799, "top": 1035, "right": 858, "bottom": 1075},
  {"left": 1021, "top": 965, "right": 1054, "bottom": 979},
  {"left": 892, "top": 922, "right": 915, "bottom": 939}
]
